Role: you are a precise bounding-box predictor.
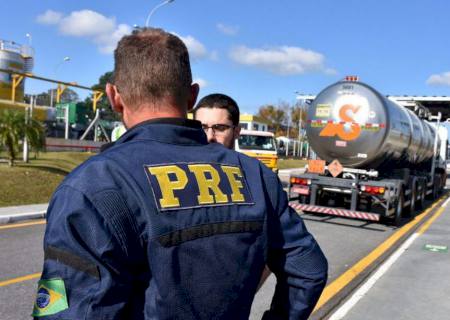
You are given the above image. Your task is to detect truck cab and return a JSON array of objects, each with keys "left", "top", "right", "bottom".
[{"left": 235, "top": 129, "right": 278, "bottom": 173}]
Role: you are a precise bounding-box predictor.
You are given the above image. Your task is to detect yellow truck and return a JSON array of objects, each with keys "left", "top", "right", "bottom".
[{"left": 235, "top": 129, "right": 278, "bottom": 173}]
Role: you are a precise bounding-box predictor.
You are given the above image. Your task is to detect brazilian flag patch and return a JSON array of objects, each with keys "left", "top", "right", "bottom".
[{"left": 32, "top": 278, "right": 68, "bottom": 317}]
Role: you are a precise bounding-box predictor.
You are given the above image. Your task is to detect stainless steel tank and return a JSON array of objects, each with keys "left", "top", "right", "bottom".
[
  {"left": 0, "top": 39, "right": 33, "bottom": 101},
  {"left": 306, "top": 80, "right": 436, "bottom": 169}
]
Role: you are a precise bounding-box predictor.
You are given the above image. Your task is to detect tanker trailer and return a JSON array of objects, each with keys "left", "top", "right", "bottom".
[{"left": 289, "top": 77, "right": 447, "bottom": 226}]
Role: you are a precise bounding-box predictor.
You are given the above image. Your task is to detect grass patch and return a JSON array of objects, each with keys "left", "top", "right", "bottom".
[
  {"left": 0, "top": 152, "right": 94, "bottom": 207},
  {"left": 0, "top": 166, "right": 65, "bottom": 206},
  {"left": 278, "top": 158, "right": 308, "bottom": 170},
  {"left": 23, "top": 152, "right": 94, "bottom": 173}
]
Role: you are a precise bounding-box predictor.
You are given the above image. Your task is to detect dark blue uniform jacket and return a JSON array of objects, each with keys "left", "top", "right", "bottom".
[{"left": 36, "top": 118, "right": 327, "bottom": 319}]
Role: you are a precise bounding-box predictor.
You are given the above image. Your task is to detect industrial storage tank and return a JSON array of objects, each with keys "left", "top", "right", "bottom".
[
  {"left": 0, "top": 39, "right": 34, "bottom": 101},
  {"left": 306, "top": 79, "right": 436, "bottom": 169}
]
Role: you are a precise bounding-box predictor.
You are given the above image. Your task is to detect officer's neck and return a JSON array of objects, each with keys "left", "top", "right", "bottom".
[{"left": 124, "top": 101, "right": 187, "bottom": 129}]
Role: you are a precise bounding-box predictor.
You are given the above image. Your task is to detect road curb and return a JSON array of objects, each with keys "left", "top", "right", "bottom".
[
  {"left": 0, "top": 211, "right": 46, "bottom": 225},
  {"left": 309, "top": 192, "right": 449, "bottom": 320}
]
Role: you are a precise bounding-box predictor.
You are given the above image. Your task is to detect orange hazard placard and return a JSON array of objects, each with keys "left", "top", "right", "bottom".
[
  {"left": 328, "top": 159, "right": 343, "bottom": 177},
  {"left": 307, "top": 160, "right": 326, "bottom": 174}
]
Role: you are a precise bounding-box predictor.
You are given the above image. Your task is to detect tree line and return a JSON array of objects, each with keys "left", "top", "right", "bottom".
[{"left": 256, "top": 101, "right": 308, "bottom": 138}]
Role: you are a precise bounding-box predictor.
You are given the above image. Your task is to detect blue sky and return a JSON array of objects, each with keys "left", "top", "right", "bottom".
[{"left": 1, "top": 0, "right": 450, "bottom": 114}]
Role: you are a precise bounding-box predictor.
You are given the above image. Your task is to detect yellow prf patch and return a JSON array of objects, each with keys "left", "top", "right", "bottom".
[
  {"left": 145, "top": 162, "right": 254, "bottom": 211},
  {"left": 32, "top": 279, "right": 68, "bottom": 317}
]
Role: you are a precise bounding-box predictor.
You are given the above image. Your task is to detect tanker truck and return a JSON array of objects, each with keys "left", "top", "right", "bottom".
[{"left": 289, "top": 77, "right": 448, "bottom": 226}]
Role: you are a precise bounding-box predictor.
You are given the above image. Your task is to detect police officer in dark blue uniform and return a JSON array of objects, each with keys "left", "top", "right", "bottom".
[{"left": 33, "top": 28, "right": 327, "bottom": 320}]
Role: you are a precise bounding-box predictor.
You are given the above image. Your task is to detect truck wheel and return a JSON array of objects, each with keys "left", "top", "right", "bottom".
[
  {"left": 433, "top": 176, "right": 440, "bottom": 199},
  {"left": 393, "top": 188, "right": 404, "bottom": 227},
  {"left": 417, "top": 182, "right": 426, "bottom": 210},
  {"left": 404, "top": 183, "right": 416, "bottom": 218},
  {"left": 299, "top": 195, "right": 310, "bottom": 204}
]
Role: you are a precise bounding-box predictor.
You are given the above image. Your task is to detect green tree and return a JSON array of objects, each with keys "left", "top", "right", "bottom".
[
  {"left": 83, "top": 71, "right": 119, "bottom": 122},
  {"left": 257, "top": 104, "right": 286, "bottom": 136},
  {"left": 59, "top": 88, "right": 80, "bottom": 103},
  {"left": 0, "top": 110, "right": 45, "bottom": 167},
  {"left": 290, "top": 104, "right": 308, "bottom": 138}
]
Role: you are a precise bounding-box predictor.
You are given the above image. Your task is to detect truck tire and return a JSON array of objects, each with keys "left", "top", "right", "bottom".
[
  {"left": 393, "top": 188, "right": 404, "bottom": 227},
  {"left": 417, "top": 182, "right": 426, "bottom": 210},
  {"left": 433, "top": 175, "right": 440, "bottom": 199},
  {"left": 404, "top": 182, "right": 416, "bottom": 218},
  {"left": 299, "top": 195, "right": 310, "bottom": 205}
]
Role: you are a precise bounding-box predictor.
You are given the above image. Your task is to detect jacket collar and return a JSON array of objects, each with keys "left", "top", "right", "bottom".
[{"left": 115, "top": 117, "right": 208, "bottom": 146}]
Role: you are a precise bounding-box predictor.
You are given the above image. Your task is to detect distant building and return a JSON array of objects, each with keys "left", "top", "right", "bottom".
[{"left": 239, "top": 114, "right": 269, "bottom": 131}]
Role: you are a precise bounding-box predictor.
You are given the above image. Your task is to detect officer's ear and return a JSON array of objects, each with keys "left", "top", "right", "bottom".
[
  {"left": 234, "top": 125, "right": 241, "bottom": 139},
  {"left": 106, "top": 83, "right": 124, "bottom": 114},
  {"left": 187, "top": 83, "right": 200, "bottom": 112}
]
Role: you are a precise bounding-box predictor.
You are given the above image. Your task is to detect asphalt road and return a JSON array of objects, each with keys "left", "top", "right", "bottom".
[
  {"left": 250, "top": 213, "right": 399, "bottom": 320},
  {"left": 0, "top": 217, "right": 400, "bottom": 319},
  {"left": 0, "top": 222, "right": 45, "bottom": 320}
]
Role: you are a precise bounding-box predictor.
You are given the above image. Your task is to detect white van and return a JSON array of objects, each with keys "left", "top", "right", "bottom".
[{"left": 235, "top": 129, "right": 278, "bottom": 173}]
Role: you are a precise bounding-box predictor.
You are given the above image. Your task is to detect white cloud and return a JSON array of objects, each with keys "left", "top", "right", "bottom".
[
  {"left": 36, "top": 9, "right": 131, "bottom": 54},
  {"left": 59, "top": 10, "right": 115, "bottom": 37},
  {"left": 193, "top": 78, "right": 208, "bottom": 88},
  {"left": 229, "top": 45, "right": 334, "bottom": 75},
  {"left": 217, "top": 23, "right": 239, "bottom": 36},
  {"left": 175, "top": 34, "right": 208, "bottom": 60},
  {"left": 426, "top": 72, "right": 450, "bottom": 87},
  {"left": 36, "top": 10, "right": 63, "bottom": 25},
  {"left": 324, "top": 68, "right": 338, "bottom": 75},
  {"left": 95, "top": 24, "right": 133, "bottom": 54},
  {"left": 37, "top": 10, "right": 210, "bottom": 57}
]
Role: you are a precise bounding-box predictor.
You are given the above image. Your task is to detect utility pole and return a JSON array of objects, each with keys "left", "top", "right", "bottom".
[
  {"left": 51, "top": 56, "right": 70, "bottom": 108},
  {"left": 298, "top": 100, "right": 304, "bottom": 157},
  {"left": 64, "top": 105, "right": 70, "bottom": 140},
  {"left": 23, "top": 96, "right": 34, "bottom": 162},
  {"left": 145, "top": 0, "right": 175, "bottom": 27},
  {"left": 286, "top": 111, "right": 290, "bottom": 157}
]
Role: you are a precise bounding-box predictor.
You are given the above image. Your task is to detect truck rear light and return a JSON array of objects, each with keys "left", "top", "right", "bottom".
[
  {"left": 361, "top": 185, "right": 385, "bottom": 195},
  {"left": 290, "top": 177, "right": 311, "bottom": 185},
  {"left": 345, "top": 75, "right": 359, "bottom": 82}
]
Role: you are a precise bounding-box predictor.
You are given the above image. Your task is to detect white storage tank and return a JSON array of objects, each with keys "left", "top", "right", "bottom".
[{"left": 0, "top": 39, "right": 34, "bottom": 101}]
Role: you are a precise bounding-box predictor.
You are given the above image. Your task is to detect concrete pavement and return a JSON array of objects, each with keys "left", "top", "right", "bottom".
[{"left": 0, "top": 203, "right": 47, "bottom": 224}]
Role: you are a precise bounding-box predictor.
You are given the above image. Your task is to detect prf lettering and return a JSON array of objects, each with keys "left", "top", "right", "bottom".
[{"left": 146, "top": 163, "right": 252, "bottom": 210}]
